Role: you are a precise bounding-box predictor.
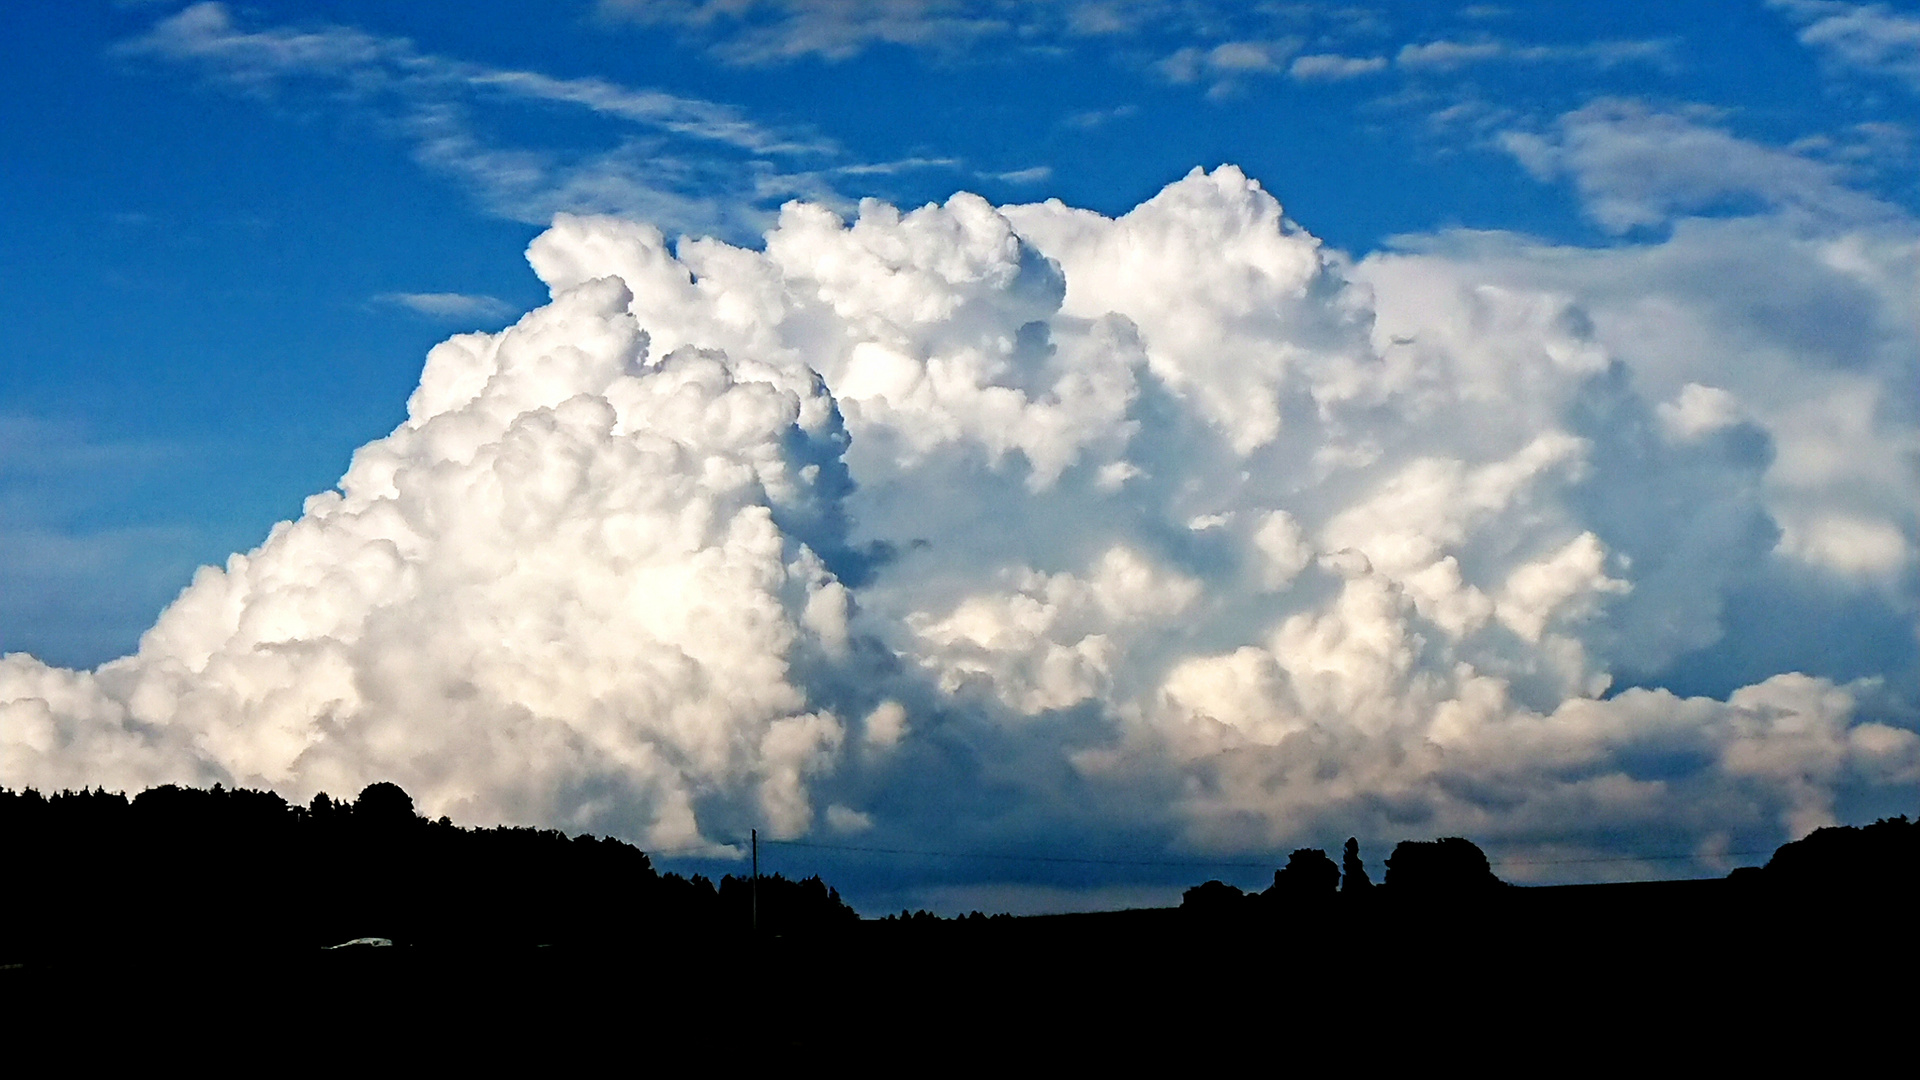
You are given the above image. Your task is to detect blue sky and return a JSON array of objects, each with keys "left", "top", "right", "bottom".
[{"left": 3, "top": 2, "right": 1919, "bottom": 910}]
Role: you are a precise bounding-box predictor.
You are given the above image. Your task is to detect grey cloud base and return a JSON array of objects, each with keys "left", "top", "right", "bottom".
[{"left": 3, "top": 167, "right": 1916, "bottom": 884}]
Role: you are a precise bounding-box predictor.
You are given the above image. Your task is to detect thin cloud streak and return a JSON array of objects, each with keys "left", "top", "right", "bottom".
[
  {"left": 1289, "top": 54, "right": 1389, "bottom": 82},
  {"left": 376, "top": 292, "right": 515, "bottom": 321},
  {"left": 1395, "top": 37, "right": 1678, "bottom": 73}
]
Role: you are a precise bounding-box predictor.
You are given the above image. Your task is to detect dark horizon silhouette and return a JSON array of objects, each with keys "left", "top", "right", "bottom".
[
  {"left": 4, "top": 778, "right": 1914, "bottom": 1059},
  {"left": 5, "top": 778, "right": 1915, "bottom": 941}
]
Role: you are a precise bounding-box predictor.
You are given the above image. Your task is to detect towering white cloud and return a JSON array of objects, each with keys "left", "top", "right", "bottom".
[{"left": 4, "top": 166, "right": 1916, "bottom": 881}]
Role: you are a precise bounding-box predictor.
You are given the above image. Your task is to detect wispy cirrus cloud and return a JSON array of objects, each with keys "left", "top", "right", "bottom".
[
  {"left": 1142, "top": 17, "right": 1671, "bottom": 95},
  {"left": 604, "top": 0, "right": 1382, "bottom": 91},
  {"left": 598, "top": 0, "right": 1016, "bottom": 64},
  {"left": 1063, "top": 103, "right": 1137, "bottom": 128},
  {"left": 116, "top": 3, "right": 872, "bottom": 238},
  {"left": 1498, "top": 99, "right": 1898, "bottom": 232},
  {"left": 1155, "top": 38, "right": 1303, "bottom": 95},
  {"left": 988, "top": 165, "right": 1052, "bottom": 184},
  {"left": 600, "top": 0, "right": 1677, "bottom": 120},
  {"left": 0, "top": 417, "right": 211, "bottom": 669},
  {"left": 1395, "top": 36, "right": 1677, "bottom": 73},
  {"left": 594, "top": 0, "right": 1223, "bottom": 66}
]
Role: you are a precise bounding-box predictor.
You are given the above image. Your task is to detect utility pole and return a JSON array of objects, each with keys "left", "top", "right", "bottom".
[{"left": 751, "top": 828, "right": 759, "bottom": 935}]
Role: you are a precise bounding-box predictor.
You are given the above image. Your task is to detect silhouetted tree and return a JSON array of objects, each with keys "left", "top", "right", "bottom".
[
  {"left": 1267, "top": 848, "right": 1339, "bottom": 903},
  {"left": 1341, "top": 837, "right": 1373, "bottom": 893},
  {"left": 1761, "top": 814, "right": 1920, "bottom": 896},
  {"left": 1383, "top": 838, "right": 1505, "bottom": 895},
  {"left": 354, "top": 782, "right": 416, "bottom": 828}
]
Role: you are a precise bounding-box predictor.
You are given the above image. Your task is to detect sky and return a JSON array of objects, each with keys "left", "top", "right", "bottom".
[{"left": 2, "top": 0, "right": 1919, "bottom": 914}]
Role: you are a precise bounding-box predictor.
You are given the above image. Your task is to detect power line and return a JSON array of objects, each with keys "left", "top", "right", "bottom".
[
  {"left": 758, "top": 837, "right": 1276, "bottom": 871},
  {"left": 753, "top": 836, "right": 1768, "bottom": 873},
  {"left": 1485, "top": 849, "right": 1771, "bottom": 868}
]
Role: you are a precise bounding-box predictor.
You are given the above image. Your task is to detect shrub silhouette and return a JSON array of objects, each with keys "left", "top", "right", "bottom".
[{"left": 1181, "top": 879, "right": 1247, "bottom": 916}]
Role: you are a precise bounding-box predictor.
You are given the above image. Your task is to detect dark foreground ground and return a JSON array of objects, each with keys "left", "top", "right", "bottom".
[{"left": 4, "top": 878, "right": 1907, "bottom": 1066}]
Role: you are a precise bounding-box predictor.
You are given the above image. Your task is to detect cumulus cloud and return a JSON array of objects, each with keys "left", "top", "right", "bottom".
[
  {"left": 4, "top": 165, "right": 1917, "bottom": 886},
  {"left": 1423, "top": 101, "right": 1919, "bottom": 607}
]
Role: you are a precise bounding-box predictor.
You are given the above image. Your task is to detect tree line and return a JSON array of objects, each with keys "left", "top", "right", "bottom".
[
  {"left": 0, "top": 781, "right": 854, "bottom": 961},
  {"left": 1180, "top": 835, "right": 1502, "bottom": 915},
  {"left": 1178, "top": 816, "right": 1920, "bottom": 919}
]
